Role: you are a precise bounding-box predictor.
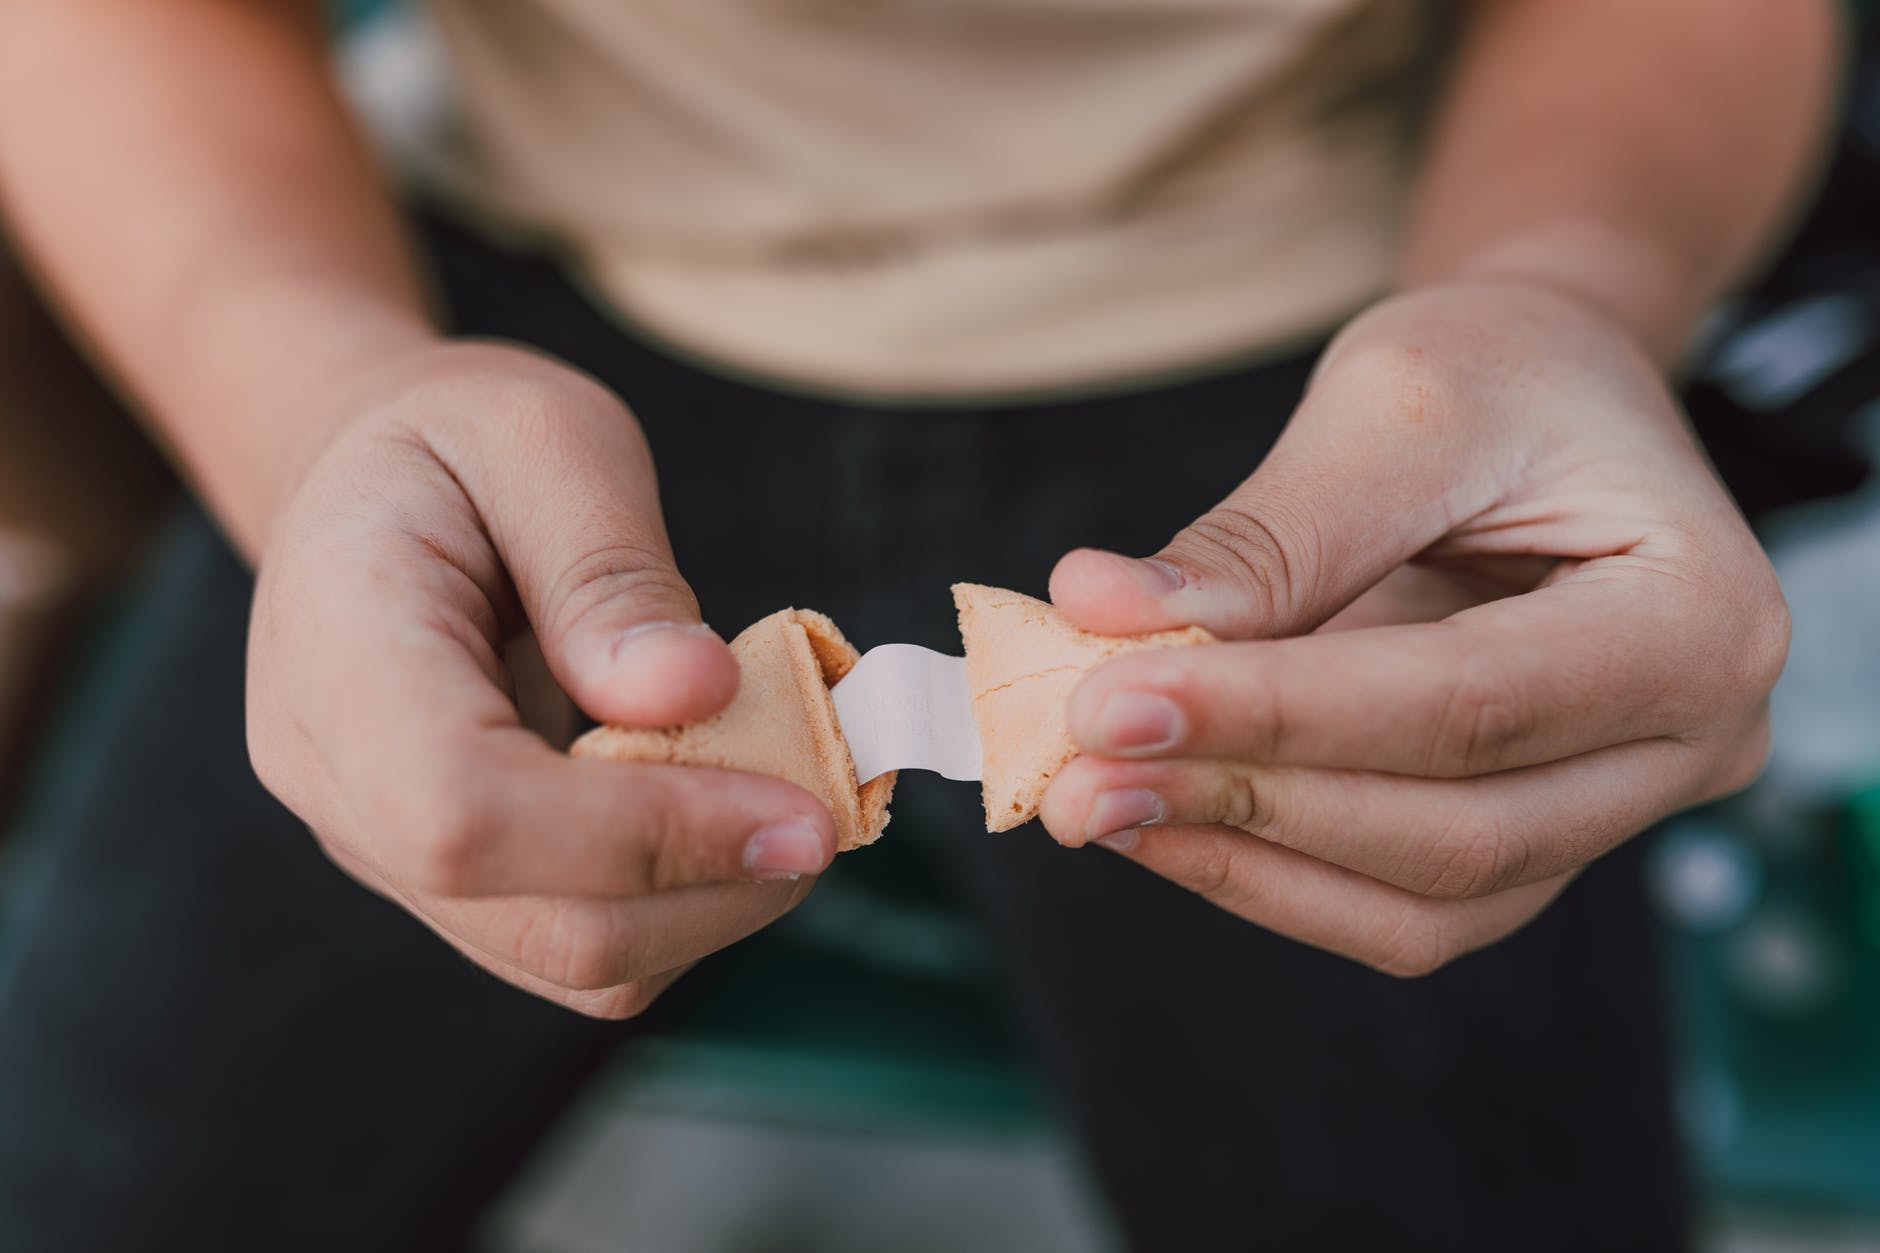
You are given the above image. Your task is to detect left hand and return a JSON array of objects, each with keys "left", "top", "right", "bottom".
[{"left": 1040, "top": 279, "right": 1788, "bottom": 976}]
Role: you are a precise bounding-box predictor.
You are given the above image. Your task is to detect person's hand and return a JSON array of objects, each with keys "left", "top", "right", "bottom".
[
  {"left": 247, "top": 341, "right": 838, "bottom": 1016},
  {"left": 1041, "top": 279, "right": 1787, "bottom": 975}
]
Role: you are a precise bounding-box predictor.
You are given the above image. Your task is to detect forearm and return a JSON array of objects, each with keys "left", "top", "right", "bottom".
[
  {"left": 1402, "top": 0, "right": 1842, "bottom": 366},
  {"left": 0, "top": 0, "right": 438, "bottom": 557}
]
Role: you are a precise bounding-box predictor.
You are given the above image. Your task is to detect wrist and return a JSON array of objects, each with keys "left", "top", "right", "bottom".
[
  {"left": 1312, "top": 274, "right": 1679, "bottom": 445},
  {"left": 205, "top": 313, "right": 444, "bottom": 561},
  {"left": 251, "top": 338, "right": 632, "bottom": 562},
  {"left": 1399, "top": 219, "right": 1707, "bottom": 371}
]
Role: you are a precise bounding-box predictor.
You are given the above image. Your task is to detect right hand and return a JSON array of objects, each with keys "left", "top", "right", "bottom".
[{"left": 247, "top": 341, "right": 838, "bottom": 1017}]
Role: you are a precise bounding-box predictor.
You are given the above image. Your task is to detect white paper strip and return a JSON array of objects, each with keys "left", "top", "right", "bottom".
[{"left": 831, "top": 644, "right": 983, "bottom": 784}]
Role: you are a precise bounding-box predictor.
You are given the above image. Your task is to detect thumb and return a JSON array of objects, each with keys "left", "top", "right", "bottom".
[
  {"left": 1050, "top": 375, "right": 1467, "bottom": 640},
  {"left": 457, "top": 366, "right": 739, "bottom": 729}
]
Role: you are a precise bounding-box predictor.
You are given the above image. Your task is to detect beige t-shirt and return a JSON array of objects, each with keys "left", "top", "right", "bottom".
[{"left": 424, "top": 0, "right": 1436, "bottom": 398}]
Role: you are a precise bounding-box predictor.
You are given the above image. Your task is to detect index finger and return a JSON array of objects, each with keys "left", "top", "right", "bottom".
[
  {"left": 289, "top": 537, "right": 839, "bottom": 900},
  {"left": 1067, "top": 563, "right": 1785, "bottom": 777}
]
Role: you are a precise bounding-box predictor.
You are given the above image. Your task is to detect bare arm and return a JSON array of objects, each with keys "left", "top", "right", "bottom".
[
  {"left": 1403, "top": 0, "right": 1842, "bottom": 364},
  {"left": 0, "top": 0, "right": 432, "bottom": 557},
  {"left": 0, "top": 0, "right": 833, "bottom": 1017},
  {"left": 1045, "top": 0, "right": 1836, "bottom": 972}
]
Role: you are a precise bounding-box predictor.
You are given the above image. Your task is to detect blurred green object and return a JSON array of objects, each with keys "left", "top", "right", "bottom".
[
  {"left": 590, "top": 780, "right": 1055, "bottom": 1139},
  {"left": 1657, "top": 796, "right": 1880, "bottom": 1217},
  {"left": 601, "top": 865, "right": 1053, "bottom": 1139},
  {"left": 1851, "top": 780, "right": 1880, "bottom": 945}
]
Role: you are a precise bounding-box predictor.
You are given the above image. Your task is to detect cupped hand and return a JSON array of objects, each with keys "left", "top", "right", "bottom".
[
  {"left": 248, "top": 341, "right": 837, "bottom": 1016},
  {"left": 1042, "top": 280, "right": 1787, "bottom": 975}
]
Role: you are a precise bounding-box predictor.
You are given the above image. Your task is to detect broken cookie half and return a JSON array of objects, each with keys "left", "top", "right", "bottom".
[
  {"left": 570, "top": 588, "right": 1212, "bottom": 847},
  {"left": 571, "top": 608, "right": 894, "bottom": 852},
  {"left": 953, "top": 583, "right": 1214, "bottom": 833}
]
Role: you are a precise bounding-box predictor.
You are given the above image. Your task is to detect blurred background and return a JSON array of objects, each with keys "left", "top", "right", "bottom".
[{"left": 3, "top": 4, "right": 1878, "bottom": 1250}]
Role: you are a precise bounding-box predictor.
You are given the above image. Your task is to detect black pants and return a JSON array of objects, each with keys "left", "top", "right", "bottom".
[{"left": 0, "top": 219, "right": 1690, "bottom": 1251}]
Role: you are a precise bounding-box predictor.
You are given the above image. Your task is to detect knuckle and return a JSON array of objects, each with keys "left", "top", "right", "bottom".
[
  {"left": 519, "top": 905, "right": 634, "bottom": 991},
  {"left": 1217, "top": 767, "right": 1271, "bottom": 834},
  {"left": 1741, "top": 590, "right": 1792, "bottom": 694},
  {"left": 548, "top": 925, "right": 624, "bottom": 985},
  {"left": 565, "top": 981, "right": 661, "bottom": 1021},
  {"left": 1369, "top": 908, "right": 1456, "bottom": 979},
  {"left": 1184, "top": 841, "right": 1244, "bottom": 904},
  {"left": 410, "top": 799, "right": 490, "bottom": 896},
  {"left": 1319, "top": 335, "right": 1465, "bottom": 439},
  {"left": 542, "top": 545, "right": 695, "bottom": 644},
  {"left": 1704, "top": 717, "right": 1774, "bottom": 801},
  {"left": 553, "top": 933, "right": 630, "bottom": 992},
  {"left": 402, "top": 759, "right": 496, "bottom": 895},
  {"left": 623, "top": 793, "right": 696, "bottom": 895},
  {"left": 1180, "top": 502, "right": 1316, "bottom": 626},
  {"left": 1428, "top": 654, "right": 1530, "bottom": 777},
  {"left": 1415, "top": 809, "right": 1528, "bottom": 901},
  {"left": 1308, "top": 334, "right": 1466, "bottom": 451},
  {"left": 1693, "top": 566, "right": 1789, "bottom": 709}
]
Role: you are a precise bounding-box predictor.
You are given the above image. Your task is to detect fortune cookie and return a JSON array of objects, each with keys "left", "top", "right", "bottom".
[
  {"left": 953, "top": 583, "right": 1214, "bottom": 832},
  {"left": 571, "top": 608, "right": 894, "bottom": 851}
]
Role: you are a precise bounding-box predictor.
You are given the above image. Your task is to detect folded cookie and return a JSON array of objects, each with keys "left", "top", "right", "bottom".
[
  {"left": 954, "top": 583, "right": 1214, "bottom": 832},
  {"left": 571, "top": 608, "right": 893, "bottom": 851}
]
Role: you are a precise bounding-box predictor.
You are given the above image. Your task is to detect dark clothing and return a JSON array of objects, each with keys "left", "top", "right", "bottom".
[{"left": 0, "top": 217, "right": 1691, "bottom": 1251}]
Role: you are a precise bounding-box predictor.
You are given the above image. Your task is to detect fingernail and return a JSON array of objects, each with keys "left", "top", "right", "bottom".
[
  {"left": 1086, "top": 788, "right": 1163, "bottom": 846},
  {"left": 1132, "top": 558, "right": 1185, "bottom": 595},
  {"left": 1096, "top": 827, "right": 1142, "bottom": 853},
  {"left": 1090, "top": 692, "right": 1184, "bottom": 753},
  {"left": 742, "top": 817, "right": 831, "bottom": 881},
  {"left": 608, "top": 621, "right": 720, "bottom": 665}
]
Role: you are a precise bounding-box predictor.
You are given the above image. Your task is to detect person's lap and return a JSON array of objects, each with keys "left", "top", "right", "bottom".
[
  {"left": 0, "top": 508, "right": 637, "bottom": 1249},
  {"left": 0, "top": 218, "right": 1688, "bottom": 1251}
]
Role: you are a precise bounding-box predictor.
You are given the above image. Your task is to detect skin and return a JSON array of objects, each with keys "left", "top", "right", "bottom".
[
  {"left": 0, "top": 0, "right": 833, "bottom": 1018},
  {"left": 1042, "top": 281, "right": 1788, "bottom": 973},
  {"left": 1041, "top": 0, "right": 1840, "bottom": 974},
  {"left": 0, "top": 0, "right": 1840, "bottom": 1008}
]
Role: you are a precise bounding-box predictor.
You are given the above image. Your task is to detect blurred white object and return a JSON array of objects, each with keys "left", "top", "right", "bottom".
[
  {"left": 1650, "top": 821, "right": 1762, "bottom": 933},
  {"left": 333, "top": 4, "right": 453, "bottom": 173},
  {"left": 1762, "top": 401, "right": 1880, "bottom": 801},
  {"left": 1724, "top": 906, "right": 1847, "bottom": 1018},
  {"left": 488, "top": 1105, "right": 1117, "bottom": 1253},
  {"left": 1705, "top": 295, "right": 1871, "bottom": 412}
]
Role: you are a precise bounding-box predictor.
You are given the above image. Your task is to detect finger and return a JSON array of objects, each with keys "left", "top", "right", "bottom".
[
  {"left": 481, "top": 963, "right": 687, "bottom": 1022},
  {"left": 370, "top": 727, "right": 841, "bottom": 899},
  {"left": 393, "top": 900, "right": 686, "bottom": 1019},
  {"left": 415, "top": 349, "right": 738, "bottom": 728},
  {"left": 1050, "top": 343, "right": 1499, "bottom": 640},
  {"left": 449, "top": 883, "right": 806, "bottom": 993},
  {"left": 1097, "top": 822, "right": 1575, "bottom": 977},
  {"left": 1066, "top": 566, "right": 1768, "bottom": 776},
  {"left": 324, "top": 843, "right": 686, "bottom": 1019},
  {"left": 287, "top": 562, "right": 838, "bottom": 898},
  {"left": 1041, "top": 722, "right": 1765, "bottom": 899},
  {"left": 326, "top": 840, "right": 799, "bottom": 1010},
  {"left": 413, "top": 916, "right": 686, "bottom": 1021},
  {"left": 419, "top": 879, "right": 810, "bottom": 993}
]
